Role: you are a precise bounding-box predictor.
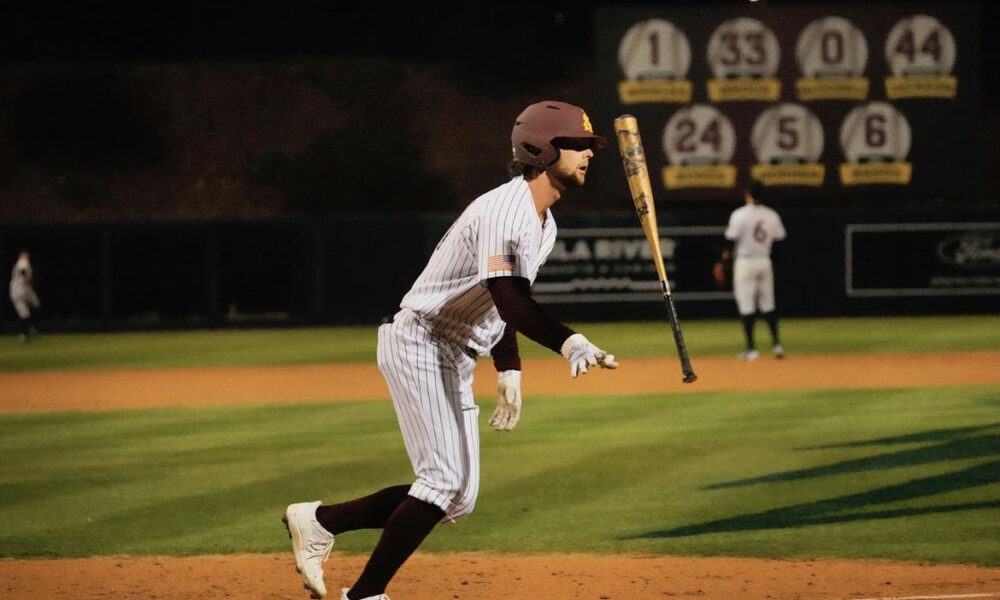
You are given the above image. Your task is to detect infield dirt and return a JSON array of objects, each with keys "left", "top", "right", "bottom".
[{"left": 2, "top": 351, "right": 999, "bottom": 600}]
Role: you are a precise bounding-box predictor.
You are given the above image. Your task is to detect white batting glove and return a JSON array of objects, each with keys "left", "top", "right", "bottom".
[
  {"left": 489, "top": 370, "right": 522, "bottom": 431},
  {"left": 560, "top": 333, "right": 619, "bottom": 378}
]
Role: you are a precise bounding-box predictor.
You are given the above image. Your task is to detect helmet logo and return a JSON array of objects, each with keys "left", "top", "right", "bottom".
[{"left": 582, "top": 112, "right": 594, "bottom": 133}]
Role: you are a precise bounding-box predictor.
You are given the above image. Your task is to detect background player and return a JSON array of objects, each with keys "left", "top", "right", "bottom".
[
  {"left": 724, "top": 179, "right": 786, "bottom": 360},
  {"left": 9, "top": 248, "right": 40, "bottom": 342},
  {"left": 282, "top": 100, "right": 618, "bottom": 600}
]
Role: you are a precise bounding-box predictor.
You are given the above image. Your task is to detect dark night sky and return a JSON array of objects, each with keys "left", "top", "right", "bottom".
[
  {"left": 4, "top": 2, "right": 994, "bottom": 95},
  {"left": 2, "top": 3, "right": 595, "bottom": 61},
  {"left": 5, "top": 1, "right": 993, "bottom": 80}
]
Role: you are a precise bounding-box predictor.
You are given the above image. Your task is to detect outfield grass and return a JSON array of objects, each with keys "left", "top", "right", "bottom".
[
  {"left": 1, "top": 314, "right": 999, "bottom": 372},
  {"left": 1, "top": 387, "right": 997, "bottom": 564},
  {"left": 1, "top": 315, "right": 998, "bottom": 564}
]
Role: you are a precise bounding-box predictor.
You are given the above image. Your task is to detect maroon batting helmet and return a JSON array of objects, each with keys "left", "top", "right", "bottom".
[{"left": 511, "top": 101, "right": 607, "bottom": 168}]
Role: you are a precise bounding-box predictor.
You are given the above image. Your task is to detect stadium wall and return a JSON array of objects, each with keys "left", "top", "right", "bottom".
[{"left": 2, "top": 206, "right": 997, "bottom": 333}]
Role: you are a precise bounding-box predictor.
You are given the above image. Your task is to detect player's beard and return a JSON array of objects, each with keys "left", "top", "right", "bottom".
[{"left": 551, "top": 166, "right": 587, "bottom": 189}]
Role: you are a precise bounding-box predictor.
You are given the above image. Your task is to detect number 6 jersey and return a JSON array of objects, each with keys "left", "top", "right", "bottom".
[{"left": 725, "top": 203, "right": 786, "bottom": 258}]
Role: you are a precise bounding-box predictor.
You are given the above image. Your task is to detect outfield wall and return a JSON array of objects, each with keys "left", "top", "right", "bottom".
[{"left": 1, "top": 206, "right": 997, "bottom": 332}]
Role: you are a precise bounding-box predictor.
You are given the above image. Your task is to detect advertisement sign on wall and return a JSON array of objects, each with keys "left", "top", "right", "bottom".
[
  {"left": 846, "top": 223, "right": 1000, "bottom": 296},
  {"left": 533, "top": 226, "right": 731, "bottom": 304}
]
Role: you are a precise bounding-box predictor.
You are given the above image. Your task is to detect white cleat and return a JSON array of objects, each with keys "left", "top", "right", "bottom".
[
  {"left": 773, "top": 344, "right": 785, "bottom": 359},
  {"left": 341, "top": 589, "right": 391, "bottom": 600},
  {"left": 738, "top": 349, "right": 759, "bottom": 361},
  {"left": 283, "top": 501, "right": 334, "bottom": 599}
]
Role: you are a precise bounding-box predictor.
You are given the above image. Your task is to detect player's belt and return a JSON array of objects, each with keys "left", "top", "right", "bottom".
[{"left": 380, "top": 312, "right": 478, "bottom": 360}]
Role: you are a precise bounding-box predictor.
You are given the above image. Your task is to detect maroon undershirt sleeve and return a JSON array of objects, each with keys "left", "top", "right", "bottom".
[
  {"left": 487, "top": 277, "right": 576, "bottom": 363},
  {"left": 490, "top": 322, "right": 521, "bottom": 372}
]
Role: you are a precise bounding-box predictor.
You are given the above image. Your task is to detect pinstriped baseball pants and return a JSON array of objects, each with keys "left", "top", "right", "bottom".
[{"left": 376, "top": 310, "right": 480, "bottom": 523}]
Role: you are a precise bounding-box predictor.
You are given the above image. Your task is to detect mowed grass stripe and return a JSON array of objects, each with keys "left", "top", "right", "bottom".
[{"left": 1, "top": 386, "right": 998, "bottom": 564}]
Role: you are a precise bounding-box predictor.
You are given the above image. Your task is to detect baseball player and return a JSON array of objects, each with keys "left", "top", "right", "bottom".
[
  {"left": 724, "top": 179, "right": 786, "bottom": 360},
  {"left": 9, "top": 248, "right": 40, "bottom": 342},
  {"left": 282, "top": 101, "right": 618, "bottom": 600}
]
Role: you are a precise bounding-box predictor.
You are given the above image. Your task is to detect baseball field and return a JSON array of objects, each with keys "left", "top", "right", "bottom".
[{"left": 1, "top": 315, "right": 999, "bottom": 600}]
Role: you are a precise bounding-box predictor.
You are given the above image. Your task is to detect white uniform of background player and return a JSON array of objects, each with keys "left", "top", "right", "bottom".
[
  {"left": 724, "top": 180, "right": 786, "bottom": 360},
  {"left": 9, "top": 249, "right": 40, "bottom": 342},
  {"left": 282, "top": 101, "right": 618, "bottom": 600}
]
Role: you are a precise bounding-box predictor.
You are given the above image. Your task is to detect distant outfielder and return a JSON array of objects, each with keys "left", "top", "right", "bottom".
[
  {"left": 282, "top": 100, "right": 618, "bottom": 600},
  {"left": 8, "top": 248, "right": 40, "bottom": 342},
  {"left": 724, "top": 180, "right": 786, "bottom": 360}
]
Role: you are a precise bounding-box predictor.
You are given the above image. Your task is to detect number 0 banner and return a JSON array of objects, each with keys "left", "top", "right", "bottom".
[{"left": 593, "top": 1, "right": 983, "bottom": 208}]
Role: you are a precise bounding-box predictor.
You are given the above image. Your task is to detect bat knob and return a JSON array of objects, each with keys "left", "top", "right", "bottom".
[{"left": 682, "top": 372, "right": 698, "bottom": 384}]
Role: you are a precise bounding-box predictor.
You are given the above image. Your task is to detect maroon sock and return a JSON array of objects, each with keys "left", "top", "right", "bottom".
[
  {"left": 314, "top": 485, "right": 411, "bottom": 535},
  {"left": 347, "top": 497, "right": 445, "bottom": 599}
]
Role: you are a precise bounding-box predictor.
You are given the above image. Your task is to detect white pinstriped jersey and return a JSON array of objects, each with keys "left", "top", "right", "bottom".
[
  {"left": 399, "top": 176, "right": 556, "bottom": 355},
  {"left": 724, "top": 204, "right": 786, "bottom": 258}
]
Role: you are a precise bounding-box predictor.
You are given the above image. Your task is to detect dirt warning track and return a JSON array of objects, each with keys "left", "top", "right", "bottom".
[{"left": 1, "top": 351, "right": 998, "bottom": 413}]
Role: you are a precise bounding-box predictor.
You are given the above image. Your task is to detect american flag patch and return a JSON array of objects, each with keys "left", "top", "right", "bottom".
[{"left": 487, "top": 254, "right": 516, "bottom": 272}]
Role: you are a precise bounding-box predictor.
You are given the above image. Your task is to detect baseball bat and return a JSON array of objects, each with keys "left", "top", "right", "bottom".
[{"left": 613, "top": 114, "right": 697, "bottom": 384}]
